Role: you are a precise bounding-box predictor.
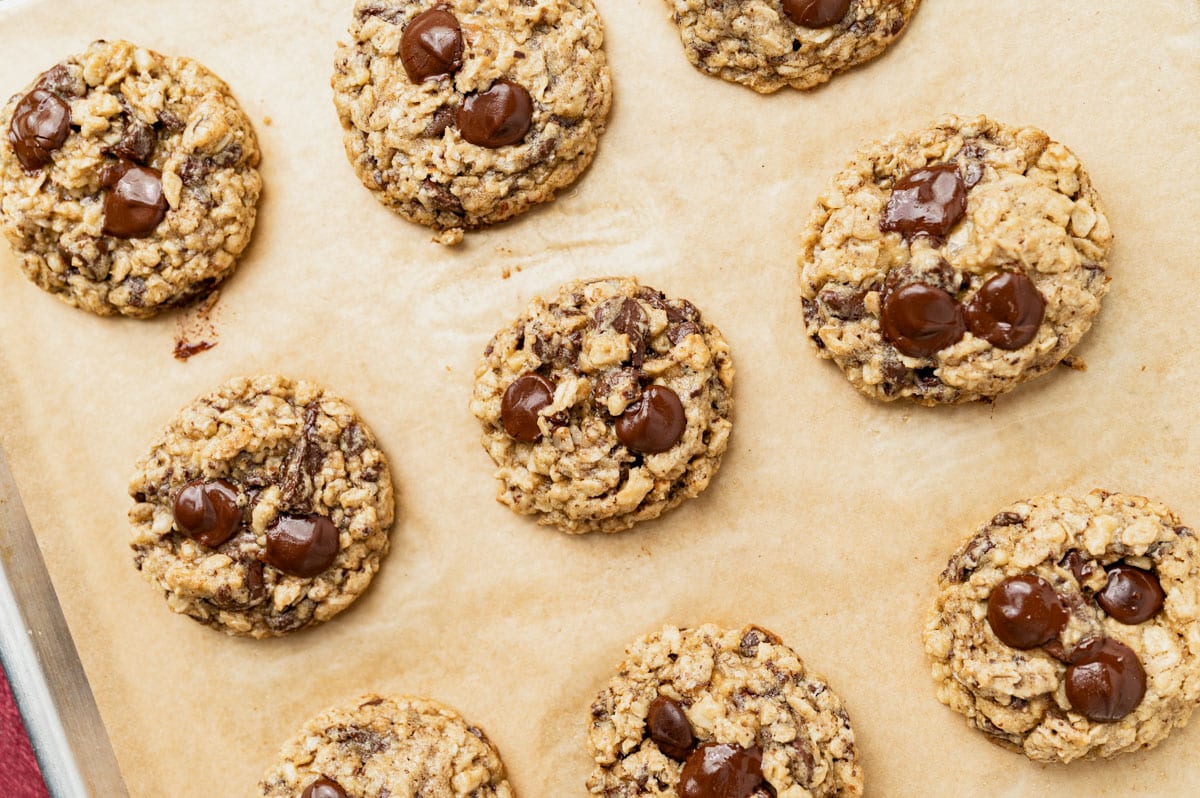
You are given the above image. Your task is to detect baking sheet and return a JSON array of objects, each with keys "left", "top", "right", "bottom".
[{"left": 1, "top": 0, "right": 1199, "bottom": 795}]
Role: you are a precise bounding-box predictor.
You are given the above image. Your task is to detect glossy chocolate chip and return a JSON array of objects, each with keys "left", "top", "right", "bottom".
[
  {"left": 986, "top": 574, "right": 1068, "bottom": 649},
  {"left": 102, "top": 161, "right": 168, "bottom": 238},
  {"left": 173, "top": 479, "right": 240, "bottom": 548},
  {"left": 264, "top": 514, "right": 339, "bottom": 577},
  {"left": 879, "top": 283, "right": 965, "bottom": 357},
  {"left": 1097, "top": 565, "right": 1165, "bottom": 625},
  {"left": 647, "top": 696, "right": 693, "bottom": 762},
  {"left": 880, "top": 163, "right": 968, "bottom": 238},
  {"left": 1065, "top": 637, "right": 1147, "bottom": 722},
  {"left": 679, "top": 743, "right": 765, "bottom": 798},
  {"left": 8, "top": 89, "right": 70, "bottom": 171},
  {"left": 615, "top": 385, "right": 686, "bottom": 454},
  {"left": 501, "top": 374, "right": 555, "bottom": 442},
  {"left": 1060, "top": 549, "right": 1095, "bottom": 584},
  {"left": 964, "top": 272, "right": 1045, "bottom": 350},
  {"left": 301, "top": 777, "right": 348, "bottom": 798},
  {"left": 782, "top": 0, "right": 851, "bottom": 28},
  {"left": 400, "top": 8, "right": 464, "bottom": 82},
  {"left": 457, "top": 80, "right": 533, "bottom": 148}
]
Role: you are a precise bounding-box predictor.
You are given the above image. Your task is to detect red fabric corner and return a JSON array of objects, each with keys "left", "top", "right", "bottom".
[{"left": 0, "top": 661, "right": 50, "bottom": 798}]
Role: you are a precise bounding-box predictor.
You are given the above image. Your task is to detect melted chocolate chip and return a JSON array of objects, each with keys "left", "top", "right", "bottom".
[
  {"left": 301, "top": 777, "right": 348, "bottom": 798},
  {"left": 647, "top": 696, "right": 693, "bottom": 762},
  {"left": 881, "top": 163, "right": 968, "bottom": 238},
  {"left": 8, "top": 89, "right": 71, "bottom": 171},
  {"left": 457, "top": 80, "right": 533, "bottom": 148},
  {"left": 501, "top": 374, "right": 555, "bottom": 442},
  {"left": 986, "top": 574, "right": 1068, "bottom": 649},
  {"left": 173, "top": 479, "right": 240, "bottom": 548},
  {"left": 1065, "top": 637, "right": 1147, "bottom": 722},
  {"left": 964, "top": 272, "right": 1045, "bottom": 350},
  {"left": 679, "top": 743, "right": 765, "bottom": 798},
  {"left": 264, "top": 514, "right": 340, "bottom": 577},
  {"left": 615, "top": 384, "right": 686, "bottom": 454},
  {"left": 400, "top": 8, "right": 464, "bottom": 82},
  {"left": 782, "top": 0, "right": 851, "bottom": 28},
  {"left": 818, "top": 287, "right": 867, "bottom": 321},
  {"left": 102, "top": 161, "right": 168, "bottom": 238},
  {"left": 879, "top": 283, "right": 965, "bottom": 357},
  {"left": 114, "top": 116, "right": 155, "bottom": 164},
  {"left": 1096, "top": 564, "right": 1165, "bottom": 625},
  {"left": 1060, "top": 549, "right": 1096, "bottom": 584}
]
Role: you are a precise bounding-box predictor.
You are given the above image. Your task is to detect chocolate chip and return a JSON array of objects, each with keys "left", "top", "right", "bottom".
[
  {"left": 1059, "top": 550, "right": 1095, "bottom": 584},
  {"left": 964, "top": 272, "right": 1045, "bottom": 350},
  {"left": 178, "top": 156, "right": 211, "bottom": 187},
  {"left": 986, "top": 574, "right": 1068, "bottom": 649},
  {"left": 879, "top": 283, "right": 965, "bottom": 358},
  {"left": 457, "top": 80, "right": 533, "bottom": 148},
  {"left": 615, "top": 385, "right": 686, "bottom": 454},
  {"left": 264, "top": 514, "right": 340, "bottom": 577},
  {"left": 668, "top": 321, "right": 700, "bottom": 346},
  {"left": 36, "top": 65, "right": 84, "bottom": 98},
  {"left": 782, "top": 0, "right": 850, "bottom": 28},
  {"left": 173, "top": 479, "right": 240, "bottom": 548},
  {"left": 501, "top": 374, "right": 555, "bottom": 442},
  {"left": 114, "top": 116, "right": 155, "bottom": 163},
  {"left": 818, "top": 287, "right": 867, "bottom": 321},
  {"left": 424, "top": 105, "right": 457, "bottom": 137},
  {"left": 679, "top": 743, "right": 765, "bottom": 798},
  {"left": 1065, "top": 637, "right": 1147, "bottom": 722},
  {"left": 301, "top": 777, "right": 348, "bottom": 798},
  {"left": 8, "top": 89, "right": 71, "bottom": 171},
  {"left": 101, "top": 161, "right": 168, "bottom": 238},
  {"left": 647, "top": 696, "right": 693, "bottom": 762},
  {"left": 422, "top": 178, "right": 463, "bottom": 213},
  {"left": 990, "top": 511, "right": 1023, "bottom": 527},
  {"left": 400, "top": 8, "right": 464, "bottom": 82},
  {"left": 156, "top": 109, "right": 185, "bottom": 133},
  {"left": 1096, "top": 564, "right": 1164, "bottom": 625},
  {"left": 245, "top": 559, "right": 265, "bottom": 602},
  {"left": 737, "top": 626, "right": 778, "bottom": 657},
  {"left": 880, "top": 163, "right": 968, "bottom": 238}
]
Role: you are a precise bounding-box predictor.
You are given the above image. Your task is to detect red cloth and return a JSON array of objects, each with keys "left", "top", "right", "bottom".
[{"left": 0, "top": 662, "right": 49, "bottom": 798}]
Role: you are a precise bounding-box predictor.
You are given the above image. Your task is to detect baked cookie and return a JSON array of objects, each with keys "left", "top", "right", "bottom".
[
  {"left": 0, "top": 40, "right": 261, "bottom": 318},
  {"left": 664, "top": 0, "right": 919, "bottom": 94},
  {"left": 799, "top": 114, "right": 1112, "bottom": 405},
  {"left": 259, "top": 694, "right": 514, "bottom": 797},
  {"left": 588, "top": 624, "right": 864, "bottom": 796},
  {"left": 128, "top": 375, "right": 394, "bottom": 638},
  {"left": 469, "top": 277, "right": 734, "bottom": 535},
  {"left": 924, "top": 490, "right": 1200, "bottom": 762},
  {"left": 332, "top": 0, "right": 612, "bottom": 244}
]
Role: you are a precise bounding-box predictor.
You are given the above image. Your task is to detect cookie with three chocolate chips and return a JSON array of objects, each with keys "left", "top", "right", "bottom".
[
  {"left": 470, "top": 277, "right": 734, "bottom": 534},
  {"left": 129, "top": 375, "right": 395, "bottom": 638},
  {"left": 799, "top": 114, "right": 1112, "bottom": 404},
  {"left": 331, "top": 0, "right": 613, "bottom": 244},
  {"left": 0, "top": 40, "right": 261, "bottom": 317},
  {"left": 924, "top": 490, "right": 1200, "bottom": 762}
]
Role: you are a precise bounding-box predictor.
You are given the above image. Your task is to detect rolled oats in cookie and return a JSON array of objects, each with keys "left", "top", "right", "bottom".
[
  {"left": 924, "top": 490, "right": 1200, "bottom": 762},
  {"left": 0, "top": 40, "right": 262, "bottom": 317},
  {"left": 588, "top": 624, "right": 864, "bottom": 796},
  {"left": 331, "top": 0, "right": 612, "bottom": 244},
  {"left": 665, "top": 0, "right": 919, "bottom": 94},
  {"left": 259, "top": 694, "right": 514, "bottom": 797},
  {"left": 799, "top": 115, "right": 1113, "bottom": 404},
  {"left": 470, "top": 277, "right": 734, "bottom": 535},
  {"left": 128, "top": 375, "right": 394, "bottom": 638}
]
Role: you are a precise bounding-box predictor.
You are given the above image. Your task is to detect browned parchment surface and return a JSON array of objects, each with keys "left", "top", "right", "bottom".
[{"left": 1, "top": 1, "right": 1199, "bottom": 795}]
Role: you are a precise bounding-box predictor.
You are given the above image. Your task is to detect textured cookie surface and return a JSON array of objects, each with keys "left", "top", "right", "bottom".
[
  {"left": 129, "top": 375, "right": 394, "bottom": 638},
  {"left": 799, "top": 114, "right": 1112, "bottom": 404},
  {"left": 665, "top": 0, "right": 919, "bottom": 93},
  {"left": 924, "top": 491, "right": 1200, "bottom": 762},
  {"left": 0, "top": 40, "right": 261, "bottom": 317},
  {"left": 470, "top": 277, "right": 734, "bottom": 534},
  {"left": 332, "top": 0, "right": 612, "bottom": 244},
  {"left": 588, "top": 624, "right": 864, "bottom": 796},
  {"left": 259, "top": 694, "right": 514, "bottom": 797}
]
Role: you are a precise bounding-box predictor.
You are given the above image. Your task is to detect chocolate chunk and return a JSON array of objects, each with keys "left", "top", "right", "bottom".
[
  {"left": 173, "top": 479, "right": 240, "bottom": 548},
  {"left": 422, "top": 178, "right": 463, "bottom": 213},
  {"left": 964, "top": 272, "right": 1045, "bottom": 350},
  {"left": 880, "top": 163, "right": 968, "bottom": 238},
  {"left": 156, "top": 109, "right": 185, "bottom": 133},
  {"left": 400, "top": 8, "right": 464, "bottom": 82},
  {"left": 879, "top": 283, "right": 965, "bottom": 358},
  {"left": 615, "top": 384, "right": 686, "bottom": 454},
  {"left": 990, "top": 511, "right": 1023, "bottom": 527},
  {"left": 424, "top": 105, "right": 457, "bottom": 137},
  {"left": 1096, "top": 564, "right": 1164, "bottom": 625},
  {"left": 279, "top": 402, "right": 327, "bottom": 506},
  {"left": 679, "top": 743, "right": 765, "bottom": 798},
  {"left": 1060, "top": 550, "right": 1095, "bottom": 584},
  {"left": 818, "top": 287, "right": 867, "bottom": 321},
  {"left": 647, "top": 696, "right": 693, "bottom": 761},
  {"left": 101, "top": 161, "right": 168, "bottom": 238},
  {"left": 668, "top": 321, "right": 700, "bottom": 346},
  {"left": 1065, "top": 637, "right": 1147, "bottom": 722},
  {"left": 114, "top": 116, "right": 155, "bottom": 163},
  {"left": 457, "top": 80, "right": 533, "bottom": 148},
  {"left": 264, "top": 514, "right": 340, "bottom": 577},
  {"left": 8, "top": 89, "right": 71, "bottom": 171},
  {"left": 782, "top": 0, "right": 850, "bottom": 28},
  {"left": 501, "top": 374, "right": 555, "bottom": 442},
  {"left": 36, "top": 65, "right": 84, "bottom": 98},
  {"left": 178, "top": 156, "right": 211, "bottom": 187},
  {"left": 245, "top": 559, "right": 265, "bottom": 602},
  {"left": 986, "top": 574, "right": 1068, "bottom": 649},
  {"left": 301, "top": 777, "right": 348, "bottom": 798}
]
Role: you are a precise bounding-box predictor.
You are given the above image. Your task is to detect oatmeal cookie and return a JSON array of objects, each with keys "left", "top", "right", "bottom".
[
  {"left": 259, "top": 694, "right": 513, "bottom": 797},
  {"left": 331, "top": 0, "right": 612, "bottom": 244},
  {"left": 799, "top": 114, "right": 1112, "bottom": 404},
  {"left": 0, "top": 40, "right": 261, "bottom": 317},
  {"left": 587, "top": 623, "right": 864, "bottom": 796},
  {"left": 924, "top": 490, "right": 1200, "bottom": 762},
  {"left": 469, "top": 277, "right": 734, "bottom": 535},
  {"left": 128, "top": 375, "right": 394, "bottom": 638}
]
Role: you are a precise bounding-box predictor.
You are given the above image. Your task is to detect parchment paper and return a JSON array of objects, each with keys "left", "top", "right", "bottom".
[{"left": 1, "top": 1, "right": 1199, "bottom": 795}]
